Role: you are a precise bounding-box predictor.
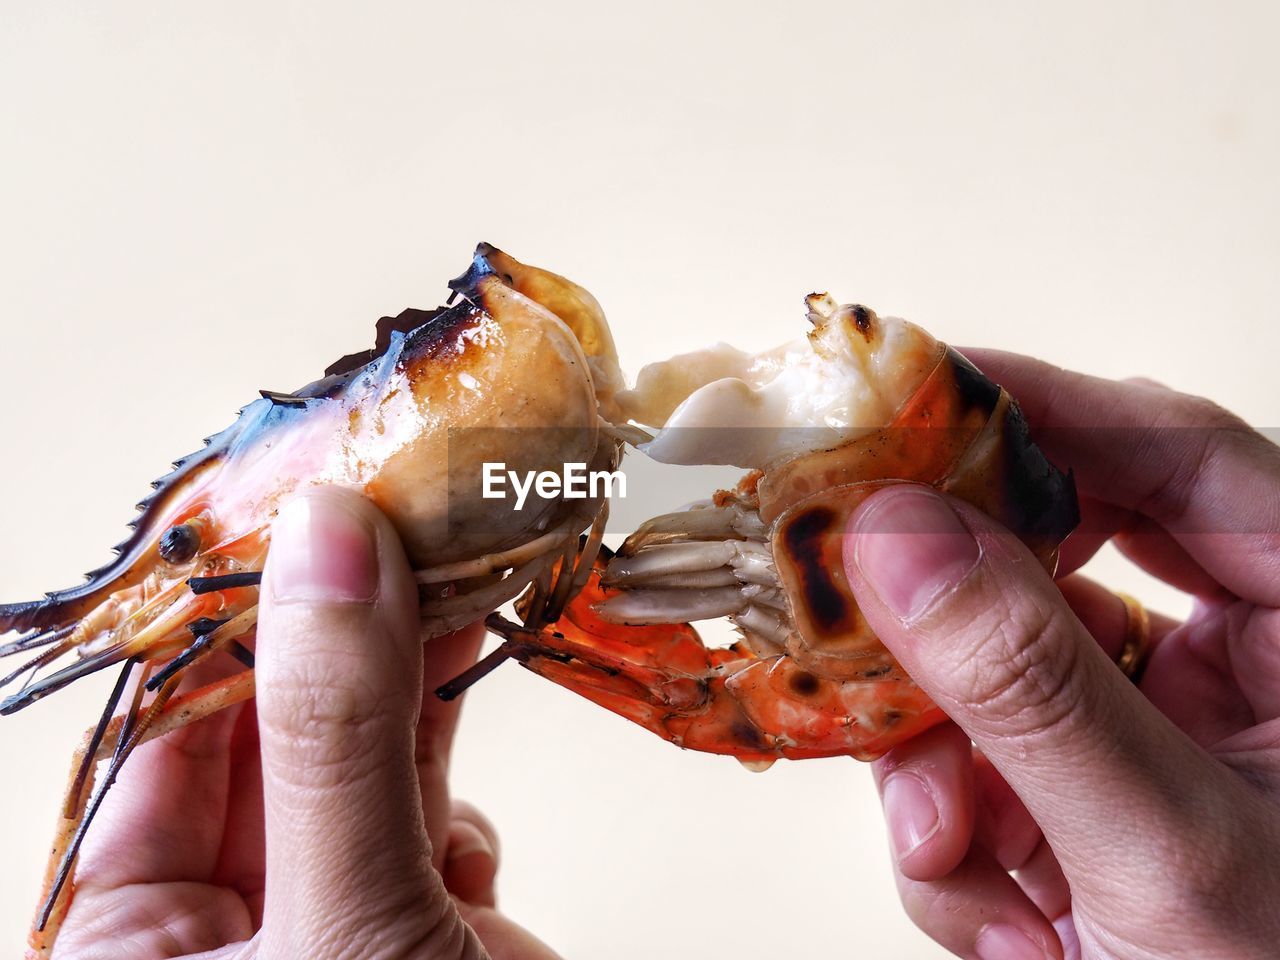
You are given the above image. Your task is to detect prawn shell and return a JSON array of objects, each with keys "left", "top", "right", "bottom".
[
  {"left": 724, "top": 655, "right": 947, "bottom": 761},
  {"left": 469, "top": 244, "right": 625, "bottom": 422},
  {"left": 0, "top": 249, "right": 609, "bottom": 636},
  {"left": 767, "top": 348, "right": 1079, "bottom": 681},
  {"left": 363, "top": 277, "right": 603, "bottom": 567},
  {"left": 757, "top": 345, "right": 992, "bottom": 523}
]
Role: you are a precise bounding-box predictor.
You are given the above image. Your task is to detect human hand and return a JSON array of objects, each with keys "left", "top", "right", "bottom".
[
  {"left": 53, "top": 487, "right": 559, "bottom": 959},
  {"left": 844, "top": 354, "right": 1280, "bottom": 959}
]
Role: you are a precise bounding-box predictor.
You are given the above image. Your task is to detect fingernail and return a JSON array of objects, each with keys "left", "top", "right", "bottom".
[
  {"left": 882, "top": 773, "right": 939, "bottom": 861},
  {"left": 1052, "top": 915, "right": 1079, "bottom": 959},
  {"left": 269, "top": 494, "right": 379, "bottom": 603},
  {"left": 848, "top": 487, "right": 980, "bottom": 621},
  {"left": 976, "top": 923, "right": 1047, "bottom": 960},
  {"left": 448, "top": 821, "right": 496, "bottom": 864}
]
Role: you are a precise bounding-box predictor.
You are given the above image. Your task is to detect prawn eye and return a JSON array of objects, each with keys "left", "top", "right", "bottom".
[{"left": 159, "top": 523, "right": 201, "bottom": 564}]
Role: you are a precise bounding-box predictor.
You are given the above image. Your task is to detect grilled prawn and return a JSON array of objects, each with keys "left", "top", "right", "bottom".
[
  {"left": 475, "top": 294, "right": 1079, "bottom": 765},
  {"left": 0, "top": 244, "right": 625, "bottom": 957}
]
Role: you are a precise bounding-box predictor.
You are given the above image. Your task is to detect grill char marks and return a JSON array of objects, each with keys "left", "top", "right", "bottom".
[{"left": 779, "top": 505, "right": 855, "bottom": 637}]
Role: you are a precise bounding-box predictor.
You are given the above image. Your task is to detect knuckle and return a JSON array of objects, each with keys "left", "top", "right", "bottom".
[
  {"left": 258, "top": 662, "right": 394, "bottom": 782},
  {"left": 951, "top": 590, "right": 1086, "bottom": 741},
  {"left": 899, "top": 877, "right": 970, "bottom": 951},
  {"left": 1122, "top": 374, "right": 1171, "bottom": 391},
  {"left": 1032, "top": 365, "right": 1086, "bottom": 425},
  {"left": 1147, "top": 396, "right": 1258, "bottom": 527},
  {"left": 1169, "top": 391, "right": 1242, "bottom": 430}
]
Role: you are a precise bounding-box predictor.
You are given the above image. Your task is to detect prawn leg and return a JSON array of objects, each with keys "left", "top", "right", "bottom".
[
  {"left": 28, "top": 669, "right": 256, "bottom": 959},
  {"left": 468, "top": 549, "right": 949, "bottom": 762},
  {"left": 489, "top": 611, "right": 944, "bottom": 762},
  {"left": 482, "top": 612, "right": 749, "bottom": 750}
]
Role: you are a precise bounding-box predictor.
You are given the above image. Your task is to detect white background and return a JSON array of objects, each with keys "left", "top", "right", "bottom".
[{"left": 2, "top": 2, "right": 1279, "bottom": 957}]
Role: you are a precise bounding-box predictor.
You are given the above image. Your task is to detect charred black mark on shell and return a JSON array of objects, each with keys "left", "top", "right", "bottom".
[
  {"left": 399, "top": 301, "right": 485, "bottom": 367},
  {"left": 258, "top": 389, "right": 312, "bottom": 407},
  {"left": 781, "top": 506, "right": 854, "bottom": 635},
  {"left": 448, "top": 245, "right": 497, "bottom": 297},
  {"left": 947, "top": 351, "right": 1002, "bottom": 418},
  {"left": 325, "top": 306, "right": 451, "bottom": 378},
  {"left": 850, "top": 304, "right": 875, "bottom": 339},
  {"left": 730, "top": 719, "right": 767, "bottom": 749},
  {"left": 789, "top": 670, "right": 821, "bottom": 696},
  {"left": 159, "top": 524, "right": 201, "bottom": 565},
  {"left": 940, "top": 348, "right": 1078, "bottom": 550},
  {"left": 861, "top": 663, "right": 893, "bottom": 679},
  {"left": 988, "top": 400, "right": 1080, "bottom": 544}
]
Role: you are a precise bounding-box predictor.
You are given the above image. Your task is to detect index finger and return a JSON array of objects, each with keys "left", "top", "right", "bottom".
[
  {"left": 961, "top": 348, "right": 1280, "bottom": 607},
  {"left": 415, "top": 620, "right": 486, "bottom": 870},
  {"left": 74, "top": 654, "right": 247, "bottom": 890}
]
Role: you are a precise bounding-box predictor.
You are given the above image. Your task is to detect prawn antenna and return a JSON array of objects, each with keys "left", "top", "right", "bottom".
[
  {"left": 434, "top": 614, "right": 573, "bottom": 701},
  {"left": 144, "top": 618, "right": 254, "bottom": 692},
  {"left": 66, "top": 659, "right": 135, "bottom": 817},
  {"left": 434, "top": 644, "right": 516, "bottom": 701},
  {"left": 0, "top": 624, "right": 75, "bottom": 658},
  {"left": 187, "top": 572, "right": 263, "bottom": 595},
  {"left": 433, "top": 614, "right": 529, "bottom": 700}
]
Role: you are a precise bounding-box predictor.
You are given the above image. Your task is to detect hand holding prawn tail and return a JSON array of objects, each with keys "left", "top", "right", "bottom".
[
  {"left": 471, "top": 299, "right": 1078, "bottom": 766},
  {"left": 4, "top": 243, "right": 626, "bottom": 958}
]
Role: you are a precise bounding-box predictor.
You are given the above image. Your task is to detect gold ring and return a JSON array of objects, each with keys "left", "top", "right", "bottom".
[{"left": 1114, "top": 593, "right": 1153, "bottom": 683}]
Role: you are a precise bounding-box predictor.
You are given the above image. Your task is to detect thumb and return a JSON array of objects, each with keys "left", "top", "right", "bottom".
[
  {"left": 843, "top": 485, "right": 1228, "bottom": 898},
  {"left": 255, "top": 488, "right": 479, "bottom": 957}
]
